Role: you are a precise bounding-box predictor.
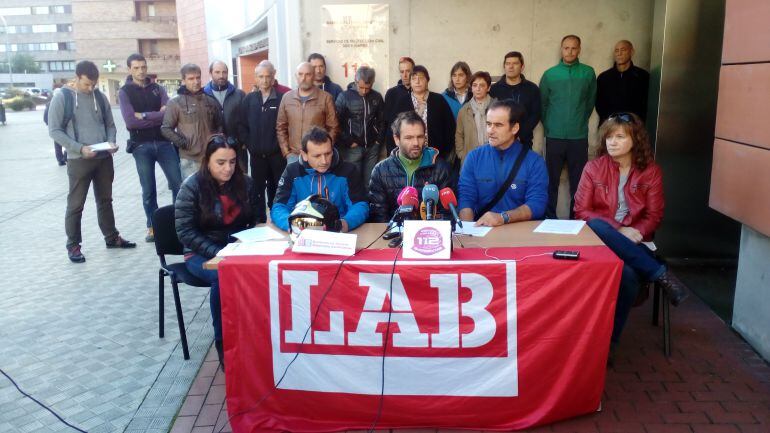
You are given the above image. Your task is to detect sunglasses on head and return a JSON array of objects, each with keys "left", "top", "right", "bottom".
[
  {"left": 208, "top": 134, "right": 237, "bottom": 147},
  {"left": 609, "top": 112, "right": 634, "bottom": 123}
]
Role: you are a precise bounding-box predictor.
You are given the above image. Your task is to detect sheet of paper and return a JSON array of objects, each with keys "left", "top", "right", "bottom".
[
  {"left": 232, "top": 226, "right": 287, "bottom": 242},
  {"left": 89, "top": 142, "right": 114, "bottom": 151},
  {"left": 533, "top": 219, "right": 586, "bottom": 235},
  {"left": 453, "top": 221, "right": 493, "bottom": 237},
  {"left": 216, "top": 241, "right": 289, "bottom": 257}
]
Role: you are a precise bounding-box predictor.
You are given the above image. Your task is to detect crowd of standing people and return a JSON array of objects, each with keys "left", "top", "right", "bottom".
[{"left": 48, "top": 34, "right": 688, "bottom": 366}]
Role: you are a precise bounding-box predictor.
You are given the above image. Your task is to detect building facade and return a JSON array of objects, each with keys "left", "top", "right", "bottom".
[
  {"left": 0, "top": 0, "right": 76, "bottom": 85},
  {"left": 72, "top": 0, "right": 182, "bottom": 103}
]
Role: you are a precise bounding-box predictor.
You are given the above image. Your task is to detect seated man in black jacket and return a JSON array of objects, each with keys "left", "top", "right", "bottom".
[
  {"left": 335, "top": 65, "right": 386, "bottom": 191},
  {"left": 368, "top": 110, "right": 452, "bottom": 222}
]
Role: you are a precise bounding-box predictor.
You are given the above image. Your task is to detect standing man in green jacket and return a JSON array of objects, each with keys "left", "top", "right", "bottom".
[{"left": 540, "top": 34, "right": 596, "bottom": 219}]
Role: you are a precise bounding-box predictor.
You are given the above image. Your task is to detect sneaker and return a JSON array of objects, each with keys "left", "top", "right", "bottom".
[
  {"left": 656, "top": 271, "right": 689, "bottom": 307},
  {"left": 58, "top": 160, "right": 66, "bottom": 166},
  {"left": 105, "top": 236, "right": 137, "bottom": 249},
  {"left": 67, "top": 245, "right": 86, "bottom": 263},
  {"left": 145, "top": 227, "right": 155, "bottom": 243}
]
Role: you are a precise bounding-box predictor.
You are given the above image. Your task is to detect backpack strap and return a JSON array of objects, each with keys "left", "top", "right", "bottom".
[{"left": 61, "top": 90, "right": 77, "bottom": 142}]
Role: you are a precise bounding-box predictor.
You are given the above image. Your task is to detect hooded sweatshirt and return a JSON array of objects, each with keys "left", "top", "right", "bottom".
[{"left": 47, "top": 86, "right": 116, "bottom": 160}]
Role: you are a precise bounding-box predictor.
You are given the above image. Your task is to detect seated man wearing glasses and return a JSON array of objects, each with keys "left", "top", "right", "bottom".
[{"left": 271, "top": 127, "right": 369, "bottom": 232}]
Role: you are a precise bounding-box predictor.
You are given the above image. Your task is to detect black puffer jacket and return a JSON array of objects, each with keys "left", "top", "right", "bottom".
[
  {"left": 175, "top": 173, "right": 266, "bottom": 259},
  {"left": 368, "top": 147, "right": 452, "bottom": 222},
  {"left": 334, "top": 82, "right": 386, "bottom": 148}
]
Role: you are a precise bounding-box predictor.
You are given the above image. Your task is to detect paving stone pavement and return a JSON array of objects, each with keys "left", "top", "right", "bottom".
[{"left": 0, "top": 107, "right": 214, "bottom": 433}]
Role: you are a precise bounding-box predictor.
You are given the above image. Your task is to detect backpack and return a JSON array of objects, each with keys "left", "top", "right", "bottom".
[{"left": 59, "top": 88, "right": 110, "bottom": 141}]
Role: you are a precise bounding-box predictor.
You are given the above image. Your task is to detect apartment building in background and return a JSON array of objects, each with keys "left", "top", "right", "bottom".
[
  {"left": 0, "top": 0, "right": 76, "bottom": 84},
  {"left": 1, "top": 0, "right": 182, "bottom": 101},
  {"left": 72, "top": 0, "right": 182, "bottom": 103}
]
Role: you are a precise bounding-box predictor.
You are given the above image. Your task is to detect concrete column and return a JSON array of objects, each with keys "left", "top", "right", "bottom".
[{"left": 732, "top": 225, "right": 770, "bottom": 361}]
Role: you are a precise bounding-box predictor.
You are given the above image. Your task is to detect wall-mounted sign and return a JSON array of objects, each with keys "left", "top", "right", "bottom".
[
  {"left": 238, "top": 38, "right": 269, "bottom": 55},
  {"left": 321, "top": 4, "right": 389, "bottom": 93}
]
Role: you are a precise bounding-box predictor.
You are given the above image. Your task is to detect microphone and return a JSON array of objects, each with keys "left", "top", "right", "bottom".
[
  {"left": 439, "top": 187, "right": 463, "bottom": 229},
  {"left": 397, "top": 186, "right": 418, "bottom": 206},
  {"left": 421, "top": 184, "right": 439, "bottom": 220}
]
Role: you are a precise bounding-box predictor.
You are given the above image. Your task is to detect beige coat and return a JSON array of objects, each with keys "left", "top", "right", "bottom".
[
  {"left": 276, "top": 86, "right": 339, "bottom": 156},
  {"left": 455, "top": 100, "right": 492, "bottom": 164}
]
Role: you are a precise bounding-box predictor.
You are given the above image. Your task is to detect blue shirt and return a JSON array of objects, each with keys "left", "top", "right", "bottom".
[{"left": 458, "top": 141, "right": 548, "bottom": 219}]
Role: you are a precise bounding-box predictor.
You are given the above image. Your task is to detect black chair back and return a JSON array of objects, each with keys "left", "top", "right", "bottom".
[{"left": 152, "top": 205, "right": 184, "bottom": 256}]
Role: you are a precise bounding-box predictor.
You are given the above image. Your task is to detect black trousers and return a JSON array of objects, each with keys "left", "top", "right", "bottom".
[
  {"left": 544, "top": 137, "right": 588, "bottom": 219},
  {"left": 249, "top": 152, "right": 287, "bottom": 209}
]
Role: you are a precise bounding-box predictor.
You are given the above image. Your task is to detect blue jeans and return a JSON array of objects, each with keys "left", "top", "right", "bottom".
[
  {"left": 185, "top": 253, "right": 222, "bottom": 342},
  {"left": 133, "top": 141, "right": 182, "bottom": 227},
  {"left": 587, "top": 218, "right": 666, "bottom": 342}
]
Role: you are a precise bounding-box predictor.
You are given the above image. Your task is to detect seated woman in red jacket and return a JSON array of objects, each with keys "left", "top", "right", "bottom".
[{"left": 574, "top": 112, "right": 688, "bottom": 344}]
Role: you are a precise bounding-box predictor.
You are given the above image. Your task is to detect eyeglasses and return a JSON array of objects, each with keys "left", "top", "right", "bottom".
[
  {"left": 208, "top": 133, "right": 237, "bottom": 147},
  {"left": 608, "top": 112, "right": 634, "bottom": 123}
]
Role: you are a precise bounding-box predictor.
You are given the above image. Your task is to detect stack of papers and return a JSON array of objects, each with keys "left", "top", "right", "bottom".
[
  {"left": 533, "top": 219, "right": 586, "bottom": 235},
  {"left": 216, "top": 240, "right": 290, "bottom": 257},
  {"left": 454, "top": 221, "right": 492, "bottom": 237},
  {"left": 232, "top": 226, "right": 286, "bottom": 242}
]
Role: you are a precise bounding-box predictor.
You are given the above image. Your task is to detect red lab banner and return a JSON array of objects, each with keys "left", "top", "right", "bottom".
[{"left": 218, "top": 245, "right": 622, "bottom": 432}]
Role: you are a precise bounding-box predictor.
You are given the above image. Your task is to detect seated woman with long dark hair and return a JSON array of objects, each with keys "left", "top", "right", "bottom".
[
  {"left": 175, "top": 135, "right": 266, "bottom": 365},
  {"left": 574, "top": 112, "right": 688, "bottom": 345}
]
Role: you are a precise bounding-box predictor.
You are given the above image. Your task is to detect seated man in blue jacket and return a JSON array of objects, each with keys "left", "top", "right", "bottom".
[
  {"left": 458, "top": 99, "right": 548, "bottom": 226},
  {"left": 271, "top": 126, "right": 369, "bottom": 232}
]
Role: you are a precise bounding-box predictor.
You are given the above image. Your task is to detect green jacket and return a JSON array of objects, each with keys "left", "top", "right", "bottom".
[{"left": 539, "top": 59, "right": 597, "bottom": 139}]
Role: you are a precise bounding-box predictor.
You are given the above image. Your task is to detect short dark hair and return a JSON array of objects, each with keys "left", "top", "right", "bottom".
[
  {"left": 391, "top": 110, "right": 426, "bottom": 138},
  {"left": 75, "top": 61, "right": 99, "bottom": 81},
  {"left": 126, "top": 53, "right": 146, "bottom": 68},
  {"left": 503, "top": 51, "right": 525, "bottom": 67},
  {"left": 411, "top": 65, "right": 430, "bottom": 82},
  {"left": 470, "top": 71, "right": 492, "bottom": 88},
  {"left": 180, "top": 63, "right": 201, "bottom": 79},
  {"left": 487, "top": 99, "right": 526, "bottom": 130},
  {"left": 561, "top": 34, "right": 581, "bottom": 46},
  {"left": 209, "top": 60, "right": 228, "bottom": 73},
  {"left": 301, "top": 126, "right": 332, "bottom": 153},
  {"left": 307, "top": 53, "right": 326, "bottom": 66}
]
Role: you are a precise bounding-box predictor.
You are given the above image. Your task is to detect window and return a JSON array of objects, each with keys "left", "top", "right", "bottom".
[
  {"left": 57, "top": 24, "right": 73, "bottom": 32},
  {"left": 32, "top": 6, "right": 49, "bottom": 14},
  {"left": 58, "top": 42, "right": 75, "bottom": 51},
  {"left": 32, "top": 25, "right": 57, "bottom": 33},
  {"left": 0, "top": 7, "right": 30, "bottom": 16},
  {"left": 147, "top": 3, "right": 156, "bottom": 17},
  {"left": 149, "top": 39, "right": 158, "bottom": 55}
]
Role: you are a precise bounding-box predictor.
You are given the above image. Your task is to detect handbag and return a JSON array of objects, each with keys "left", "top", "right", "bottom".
[{"left": 476, "top": 145, "right": 528, "bottom": 217}]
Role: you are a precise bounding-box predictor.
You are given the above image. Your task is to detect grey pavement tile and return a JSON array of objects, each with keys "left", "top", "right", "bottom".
[{"left": 0, "top": 109, "right": 211, "bottom": 432}]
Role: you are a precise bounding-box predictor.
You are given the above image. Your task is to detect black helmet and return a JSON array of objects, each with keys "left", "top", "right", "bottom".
[{"left": 288, "top": 195, "right": 341, "bottom": 240}]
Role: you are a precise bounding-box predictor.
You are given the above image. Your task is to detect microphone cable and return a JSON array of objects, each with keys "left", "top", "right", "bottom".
[
  {"left": 0, "top": 367, "right": 88, "bottom": 433},
  {"left": 217, "top": 224, "right": 392, "bottom": 433},
  {"left": 366, "top": 243, "right": 402, "bottom": 433}
]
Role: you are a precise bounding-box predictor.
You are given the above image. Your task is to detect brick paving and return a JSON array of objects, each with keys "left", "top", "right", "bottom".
[
  {"left": 173, "top": 277, "right": 770, "bottom": 433},
  {"left": 0, "top": 108, "right": 214, "bottom": 433}
]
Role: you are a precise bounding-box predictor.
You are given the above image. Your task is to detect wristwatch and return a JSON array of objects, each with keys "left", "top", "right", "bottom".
[
  {"left": 500, "top": 212, "right": 510, "bottom": 224},
  {"left": 141, "top": 112, "right": 147, "bottom": 120}
]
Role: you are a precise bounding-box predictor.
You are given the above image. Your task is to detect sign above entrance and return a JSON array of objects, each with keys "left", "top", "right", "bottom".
[
  {"left": 238, "top": 38, "right": 269, "bottom": 55},
  {"left": 321, "top": 4, "right": 389, "bottom": 94}
]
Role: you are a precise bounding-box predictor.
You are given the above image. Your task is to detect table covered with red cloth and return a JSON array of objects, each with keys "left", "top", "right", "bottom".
[{"left": 218, "top": 245, "right": 622, "bottom": 432}]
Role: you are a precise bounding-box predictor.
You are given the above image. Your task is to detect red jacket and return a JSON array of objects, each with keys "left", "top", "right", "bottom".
[{"left": 574, "top": 155, "right": 664, "bottom": 241}]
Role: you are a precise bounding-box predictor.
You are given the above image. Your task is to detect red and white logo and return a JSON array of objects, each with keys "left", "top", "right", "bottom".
[
  {"left": 268, "top": 259, "right": 518, "bottom": 397},
  {"left": 411, "top": 227, "right": 445, "bottom": 255}
]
